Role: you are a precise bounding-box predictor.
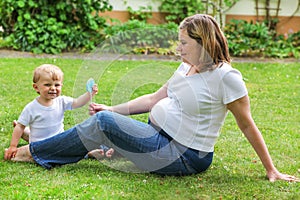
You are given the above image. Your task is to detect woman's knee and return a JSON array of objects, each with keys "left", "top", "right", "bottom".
[
  {"left": 95, "top": 110, "right": 117, "bottom": 124},
  {"left": 95, "top": 110, "right": 112, "bottom": 120},
  {"left": 95, "top": 111, "right": 115, "bottom": 130}
]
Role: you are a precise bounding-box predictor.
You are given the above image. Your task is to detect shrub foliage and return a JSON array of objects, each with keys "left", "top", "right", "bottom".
[
  {"left": 102, "top": 20, "right": 178, "bottom": 55},
  {"left": 0, "top": 0, "right": 112, "bottom": 54},
  {"left": 224, "top": 19, "right": 300, "bottom": 58},
  {"left": 0, "top": 0, "right": 299, "bottom": 58}
]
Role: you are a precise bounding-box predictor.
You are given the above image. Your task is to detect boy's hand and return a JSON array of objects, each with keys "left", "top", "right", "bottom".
[
  {"left": 91, "top": 84, "right": 98, "bottom": 96},
  {"left": 4, "top": 146, "right": 18, "bottom": 160}
]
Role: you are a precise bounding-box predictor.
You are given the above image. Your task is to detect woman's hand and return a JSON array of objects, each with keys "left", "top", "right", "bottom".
[
  {"left": 267, "top": 169, "right": 300, "bottom": 182},
  {"left": 89, "top": 103, "right": 112, "bottom": 115}
]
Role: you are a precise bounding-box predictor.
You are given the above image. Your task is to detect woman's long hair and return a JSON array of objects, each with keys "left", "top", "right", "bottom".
[{"left": 179, "top": 14, "right": 231, "bottom": 70}]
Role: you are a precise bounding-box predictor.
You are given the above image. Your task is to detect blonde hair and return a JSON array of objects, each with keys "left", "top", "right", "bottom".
[
  {"left": 179, "top": 14, "right": 231, "bottom": 70},
  {"left": 33, "top": 64, "right": 64, "bottom": 83}
]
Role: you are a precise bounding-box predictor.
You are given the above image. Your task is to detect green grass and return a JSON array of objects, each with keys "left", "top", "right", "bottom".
[{"left": 0, "top": 58, "right": 299, "bottom": 199}]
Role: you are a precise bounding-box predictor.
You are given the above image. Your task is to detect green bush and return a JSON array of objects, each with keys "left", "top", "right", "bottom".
[
  {"left": 106, "top": 18, "right": 299, "bottom": 58},
  {"left": 127, "top": 5, "right": 153, "bottom": 22},
  {"left": 1, "top": 0, "right": 298, "bottom": 58},
  {"left": 0, "top": 0, "right": 112, "bottom": 54},
  {"left": 159, "top": 0, "right": 205, "bottom": 24},
  {"left": 102, "top": 20, "right": 178, "bottom": 55},
  {"left": 224, "top": 19, "right": 299, "bottom": 58},
  {"left": 265, "top": 32, "right": 300, "bottom": 58}
]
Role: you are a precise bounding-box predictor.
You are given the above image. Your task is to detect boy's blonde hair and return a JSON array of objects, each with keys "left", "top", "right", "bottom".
[{"left": 33, "top": 64, "right": 64, "bottom": 83}]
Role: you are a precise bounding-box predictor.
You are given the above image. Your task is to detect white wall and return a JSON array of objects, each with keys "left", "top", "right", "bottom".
[
  {"left": 108, "top": 0, "right": 161, "bottom": 12},
  {"left": 225, "top": 0, "right": 300, "bottom": 17},
  {"left": 111, "top": 0, "right": 300, "bottom": 17}
]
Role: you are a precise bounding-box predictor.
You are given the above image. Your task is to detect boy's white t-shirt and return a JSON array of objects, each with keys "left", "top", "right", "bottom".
[
  {"left": 18, "top": 96, "right": 73, "bottom": 143},
  {"left": 150, "top": 62, "right": 248, "bottom": 152}
]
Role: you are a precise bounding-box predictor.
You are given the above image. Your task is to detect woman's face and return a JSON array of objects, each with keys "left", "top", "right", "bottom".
[{"left": 176, "top": 29, "right": 202, "bottom": 66}]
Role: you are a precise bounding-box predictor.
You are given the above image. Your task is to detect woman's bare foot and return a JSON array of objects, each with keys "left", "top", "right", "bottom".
[
  {"left": 87, "top": 147, "right": 115, "bottom": 159},
  {"left": 105, "top": 148, "right": 114, "bottom": 158},
  {"left": 87, "top": 149, "right": 105, "bottom": 160},
  {"left": 10, "top": 144, "right": 34, "bottom": 163},
  {"left": 13, "top": 120, "right": 30, "bottom": 142}
]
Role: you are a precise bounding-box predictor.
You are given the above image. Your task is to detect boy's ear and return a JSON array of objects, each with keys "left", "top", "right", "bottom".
[{"left": 33, "top": 83, "right": 40, "bottom": 93}]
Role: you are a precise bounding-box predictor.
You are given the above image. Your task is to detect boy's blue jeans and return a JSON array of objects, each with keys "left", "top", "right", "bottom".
[{"left": 30, "top": 111, "right": 213, "bottom": 175}]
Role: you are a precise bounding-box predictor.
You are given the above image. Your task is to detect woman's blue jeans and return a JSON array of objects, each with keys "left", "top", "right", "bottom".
[{"left": 30, "top": 111, "right": 213, "bottom": 176}]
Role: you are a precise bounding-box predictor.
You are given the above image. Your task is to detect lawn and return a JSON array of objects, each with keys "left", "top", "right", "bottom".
[{"left": 0, "top": 57, "right": 299, "bottom": 199}]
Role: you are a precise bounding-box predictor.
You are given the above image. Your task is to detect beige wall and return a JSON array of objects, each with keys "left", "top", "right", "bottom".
[
  {"left": 102, "top": 0, "right": 300, "bottom": 34},
  {"left": 99, "top": 10, "right": 167, "bottom": 24},
  {"left": 225, "top": 15, "right": 300, "bottom": 35},
  {"left": 224, "top": 0, "right": 300, "bottom": 34}
]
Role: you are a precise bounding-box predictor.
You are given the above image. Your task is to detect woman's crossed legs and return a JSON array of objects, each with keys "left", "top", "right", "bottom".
[{"left": 10, "top": 111, "right": 212, "bottom": 175}]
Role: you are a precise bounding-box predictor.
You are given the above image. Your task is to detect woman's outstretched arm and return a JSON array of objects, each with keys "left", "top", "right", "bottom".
[
  {"left": 227, "top": 95, "right": 299, "bottom": 182},
  {"left": 89, "top": 84, "right": 168, "bottom": 116}
]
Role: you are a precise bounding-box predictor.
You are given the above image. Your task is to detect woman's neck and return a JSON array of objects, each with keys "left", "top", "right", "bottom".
[{"left": 186, "top": 65, "right": 200, "bottom": 76}]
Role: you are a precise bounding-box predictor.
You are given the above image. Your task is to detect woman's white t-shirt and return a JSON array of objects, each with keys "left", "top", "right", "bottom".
[
  {"left": 18, "top": 96, "right": 73, "bottom": 143},
  {"left": 150, "top": 62, "right": 248, "bottom": 152}
]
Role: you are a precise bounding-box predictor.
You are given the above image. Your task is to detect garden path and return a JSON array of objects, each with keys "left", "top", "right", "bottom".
[{"left": 0, "top": 49, "right": 299, "bottom": 63}]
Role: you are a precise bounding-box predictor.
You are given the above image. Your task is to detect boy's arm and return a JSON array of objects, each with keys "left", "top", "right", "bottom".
[
  {"left": 72, "top": 92, "right": 91, "bottom": 109},
  {"left": 72, "top": 84, "right": 98, "bottom": 109},
  {"left": 4, "top": 123, "right": 25, "bottom": 160}
]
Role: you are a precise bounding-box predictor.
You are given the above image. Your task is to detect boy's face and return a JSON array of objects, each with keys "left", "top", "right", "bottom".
[{"left": 33, "top": 72, "right": 63, "bottom": 101}]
